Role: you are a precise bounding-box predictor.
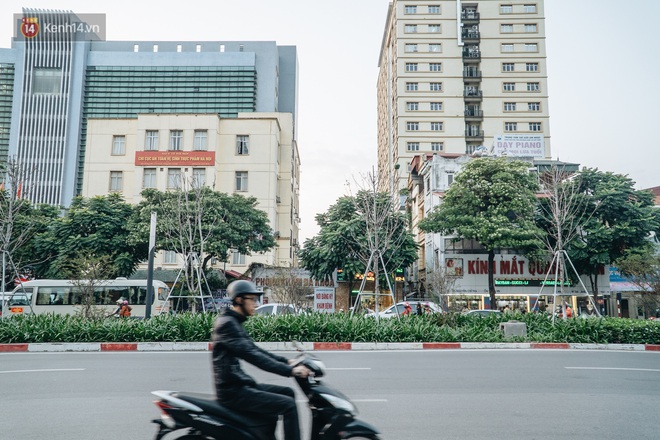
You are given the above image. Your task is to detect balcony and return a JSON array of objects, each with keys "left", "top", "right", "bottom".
[
  {"left": 464, "top": 109, "right": 483, "bottom": 121},
  {"left": 463, "top": 69, "right": 482, "bottom": 82},
  {"left": 462, "top": 30, "right": 480, "bottom": 42},
  {"left": 465, "top": 129, "right": 484, "bottom": 141},
  {"left": 463, "top": 89, "right": 483, "bottom": 102},
  {"left": 462, "top": 49, "right": 481, "bottom": 62},
  {"left": 461, "top": 11, "right": 480, "bottom": 23}
]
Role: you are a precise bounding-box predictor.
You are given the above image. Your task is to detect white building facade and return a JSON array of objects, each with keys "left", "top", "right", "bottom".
[{"left": 82, "top": 112, "right": 300, "bottom": 271}]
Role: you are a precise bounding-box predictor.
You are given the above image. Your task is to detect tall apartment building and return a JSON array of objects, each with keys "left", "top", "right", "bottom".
[
  {"left": 0, "top": 9, "right": 301, "bottom": 269},
  {"left": 377, "top": 0, "right": 551, "bottom": 194}
]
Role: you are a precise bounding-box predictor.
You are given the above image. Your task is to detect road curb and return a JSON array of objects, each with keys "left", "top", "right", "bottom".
[{"left": 1, "top": 342, "right": 660, "bottom": 353}]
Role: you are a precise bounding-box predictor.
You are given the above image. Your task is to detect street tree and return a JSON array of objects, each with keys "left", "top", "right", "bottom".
[
  {"left": 34, "top": 194, "right": 147, "bottom": 279},
  {"left": 0, "top": 158, "right": 59, "bottom": 290},
  {"left": 419, "top": 157, "right": 542, "bottom": 310},
  {"left": 615, "top": 247, "right": 660, "bottom": 318},
  {"left": 425, "top": 266, "right": 457, "bottom": 312},
  {"left": 131, "top": 185, "right": 276, "bottom": 301},
  {"left": 568, "top": 168, "right": 660, "bottom": 300},
  {"left": 300, "top": 172, "right": 417, "bottom": 313},
  {"left": 61, "top": 253, "right": 114, "bottom": 320}
]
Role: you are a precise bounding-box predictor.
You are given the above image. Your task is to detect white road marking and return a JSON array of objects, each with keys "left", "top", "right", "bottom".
[
  {"left": 0, "top": 368, "right": 86, "bottom": 374},
  {"left": 326, "top": 367, "right": 371, "bottom": 370},
  {"left": 565, "top": 367, "right": 660, "bottom": 372}
]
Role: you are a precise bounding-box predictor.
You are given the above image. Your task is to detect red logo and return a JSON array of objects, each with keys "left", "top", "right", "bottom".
[{"left": 21, "top": 17, "right": 39, "bottom": 38}]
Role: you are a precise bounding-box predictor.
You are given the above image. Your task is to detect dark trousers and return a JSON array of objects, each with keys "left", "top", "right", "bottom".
[{"left": 218, "top": 383, "right": 300, "bottom": 440}]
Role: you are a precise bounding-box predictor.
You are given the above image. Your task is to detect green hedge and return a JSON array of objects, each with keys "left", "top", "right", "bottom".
[{"left": 1, "top": 312, "right": 659, "bottom": 345}]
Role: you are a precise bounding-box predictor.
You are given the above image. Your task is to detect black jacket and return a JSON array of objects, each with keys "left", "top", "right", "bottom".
[{"left": 212, "top": 309, "right": 292, "bottom": 394}]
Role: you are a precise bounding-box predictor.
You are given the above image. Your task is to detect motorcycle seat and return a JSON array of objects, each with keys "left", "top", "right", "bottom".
[{"left": 173, "top": 392, "right": 277, "bottom": 427}]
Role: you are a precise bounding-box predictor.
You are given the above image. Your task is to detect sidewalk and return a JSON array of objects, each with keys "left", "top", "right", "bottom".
[{"left": 1, "top": 341, "right": 660, "bottom": 352}]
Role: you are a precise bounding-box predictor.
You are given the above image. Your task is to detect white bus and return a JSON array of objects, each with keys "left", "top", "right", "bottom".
[{"left": 2, "top": 279, "right": 170, "bottom": 318}]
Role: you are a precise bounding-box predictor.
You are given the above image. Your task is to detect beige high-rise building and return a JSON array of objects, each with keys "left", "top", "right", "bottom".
[{"left": 377, "top": 0, "right": 551, "bottom": 194}]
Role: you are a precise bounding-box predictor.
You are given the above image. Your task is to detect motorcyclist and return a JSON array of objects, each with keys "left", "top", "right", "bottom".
[{"left": 212, "top": 280, "right": 311, "bottom": 440}]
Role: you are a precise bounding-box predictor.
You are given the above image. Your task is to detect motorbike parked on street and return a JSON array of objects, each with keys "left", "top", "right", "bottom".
[{"left": 151, "top": 348, "right": 381, "bottom": 440}]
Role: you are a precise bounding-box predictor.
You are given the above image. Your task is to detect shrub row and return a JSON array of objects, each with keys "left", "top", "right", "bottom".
[{"left": 1, "top": 312, "right": 659, "bottom": 345}]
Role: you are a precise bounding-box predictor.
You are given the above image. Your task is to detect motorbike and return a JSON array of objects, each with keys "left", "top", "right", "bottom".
[{"left": 151, "top": 348, "right": 381, "bottom": 440}]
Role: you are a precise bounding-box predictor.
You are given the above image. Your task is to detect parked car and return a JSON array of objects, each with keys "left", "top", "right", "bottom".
[
  {"left": 463, "top": 309, "right": 502, "bottom": 317},
  {"left": 369, "top": 301, "right": 441, "bottom": 319},
  {"left": 254, "top": 303, "right": 302, "bottom": 316}
]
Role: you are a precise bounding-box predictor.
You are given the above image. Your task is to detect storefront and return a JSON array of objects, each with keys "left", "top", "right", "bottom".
[{"left": 443, "top": 254, "right": 610, "bottom": 313}]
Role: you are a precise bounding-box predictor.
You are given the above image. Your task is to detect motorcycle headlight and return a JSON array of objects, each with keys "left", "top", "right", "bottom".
[{"left": 320, "top": 393, "right": 357, "bottom": 415}]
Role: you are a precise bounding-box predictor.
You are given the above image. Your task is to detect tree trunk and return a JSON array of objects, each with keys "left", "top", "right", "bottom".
[{"left": 488, "top": 249, "right": 496, "bottom": 310}]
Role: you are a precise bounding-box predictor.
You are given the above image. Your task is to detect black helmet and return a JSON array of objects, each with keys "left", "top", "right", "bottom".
[{"left": 227, "top": 280, "right": 262, "bottom": 301}]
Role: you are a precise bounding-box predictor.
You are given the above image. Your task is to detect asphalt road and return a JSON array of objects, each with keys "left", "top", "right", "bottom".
[{"left": 1, "top": 350, "right": 659, "bottom": 439}]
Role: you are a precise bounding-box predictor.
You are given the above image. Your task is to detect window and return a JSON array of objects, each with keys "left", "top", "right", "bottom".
[
  {"left": 501, "top": 44, "right": 514, "bottom": 52},
  {"left": 447, "top": 173, "right": 455, "bottom": 186},
  {"left": 142, "top": 168, "right": 156, "bottom": 188},
  {"left": 526, "top": 62, "right": 539, "bottom": 72},
  {"left": 169, "top": 130, "right": 183, "bottom": 151},
  {"left": 500, "top": 5, "right": 513, "bottom": 14},
  {"left": 407, "top": 102, "right": 419, "bottom": 111},
  {"left": 429, "top": 44, "right": 442, "bottom": 53},
  {"left": 236, "top": 135, "right": 249, "bottom": 155},
  {"left": 405, "top": 44, "right": 418, "bottom": 53},
  {"left": 528, "top": 102, "right": 541, "bottom": 111},
  {"left": 429, "top": 62, "right": 442, "bottom": 72},
  {"left": 505, "top": 122, "right": 518, "bottom": 132},
  {"left": 193, "top": 130, "right": 207, "bottom": 150},
  {"left": 145, "top": 130, "right": 159, "bottom": 150},
  {"left": 529, "top": 122, "right": 542, "bottom": 131},
  {"left": 525, "top": 43, "right": 538, "bottom": 52},
  {"left": 430, "top": 102, "right": 443, "bottom": 111},
  {"left": 431, "top": 142, "right": 443, "bottom": 152},
  {"left": 109, "top": 171, "right": 123, "bottom": 192},
  {"left": 503, "top": 82, "right": 515, "bottom": 91},
  {"left": 163, "top": 250, "right": 177, "bottom": 264},
  {"left": 407, "top": 122, "right": 419, "bottom": 131},
  {"left": 405, "top": 63, "right": 418, "bottom": 72},
  {"left": 232, "top": 251, "right": 246, "bottom": 265},
  {"left": 428, "top": 24, "right": 441, "bottom": 33},
  {"left": 405, "top": 24, "right": 417, "bottom": 33},
  {"left": 527, "top": 82, "right": 540, "bottom": 91},
  {"left": 167, "top": 168, "right": 181, "bottom": 189},
  {"left": 430, "top": 122, "right": 443, "bottom": 131},
  {"left": 235, "top": 171, "right": 248, "bottom": 191},
  {"left": 112, "top": 135, "right": 126, "bottom": 155},
  {"left": 525, "top": 23, "right": 538, "bottom": 33},
  {"left": 524, "top": 4, "right": 537, "bottom": 13},
  {"left": 501, "top": 24, "right": 513, "bottom": 33},
  {"left": 192, "top": 168, "right": 206, "bottom": 187},
  {"left": 406, "top": 82, "right": 419, "bottom": 91},
  {"left": 32, "top": 68, "right": 62, "bottom": 95},
  {"left": 428, "top": 5, "right": 440, "bottom": 14},
  {"left": 502, "top": 63, "right": 515, "bottom": 72},
  {"left": 504, "top": 102, "right": 517, "bottom": 111},
  {"left": 407, "top": 142, "right": 420, "bottom": 152},
  {"left": 405, "top": 5, "right": 417, "bottom": 14},
  {"left": 430, "top": 82, "right": 442, "bottom": 91}
]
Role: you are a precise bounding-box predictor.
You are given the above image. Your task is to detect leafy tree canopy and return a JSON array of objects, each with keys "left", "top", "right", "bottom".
[
  {"left": 130, "top": 188, "right": 276, "bottom": 269},
  {"left": 300, "top": 191, "right": 417, "bottom": 281},
  {"left": 419, "top": 157, "right": 542, "bottom": 252},
  {"left": 34, "top": 194, "right": 146, "bottom": 278}
]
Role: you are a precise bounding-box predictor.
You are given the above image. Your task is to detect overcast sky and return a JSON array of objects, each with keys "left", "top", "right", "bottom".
[{"left": 2, "top": 0, "right": 658, "bottom": 243}]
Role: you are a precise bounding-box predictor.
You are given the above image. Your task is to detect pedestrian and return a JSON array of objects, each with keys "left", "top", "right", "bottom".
[
  {"left": 119, "top": 300, "right": 132, "bottom": 318},
  {"left": 402, "top": 302, "right": 413, "bottom": 316},
  {"left": 212, "top": 280, "right": 311, "bottom": 440}
]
